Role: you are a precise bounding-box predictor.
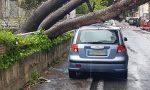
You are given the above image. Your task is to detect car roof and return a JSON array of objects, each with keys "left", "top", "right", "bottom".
[{"left": 78, "top": 25, "right": 120, "bottom": 31}]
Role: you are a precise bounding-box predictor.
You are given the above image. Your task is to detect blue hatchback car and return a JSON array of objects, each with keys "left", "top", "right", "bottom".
[{"left": 68, "top": 25, "right": 128, "bottom": 79}]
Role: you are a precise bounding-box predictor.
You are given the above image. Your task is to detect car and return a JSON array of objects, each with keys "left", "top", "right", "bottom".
[
  {"left": 103, "top": 19, "right": 116, "bottom": 26},
  {"left": 141, "top": 19, "right": 150, "bottom": 30},
  {"left": 139, "top": 17, "right": 147, "bottom": 28},
  {"left": 128, "top": 17, "right": 139, "bottom": 26},
  {"left": 68, "top": 25, "right": 129, "bottom": 79},
  {"left": 125, "top": 17, "right": 130, "bottom": 22}
]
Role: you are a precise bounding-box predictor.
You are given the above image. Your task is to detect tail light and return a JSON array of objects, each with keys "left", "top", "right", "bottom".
[
  {"left": 75, "top": 64, "right": 81, "bottom": 68},
  {"left": 71, "top": 44, "right": 78, "bottom": 52},
  {"left": 117, "top": 44, "right": 126, "bottom": 53}
]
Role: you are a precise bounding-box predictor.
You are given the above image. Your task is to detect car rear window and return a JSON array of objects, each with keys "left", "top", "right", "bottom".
[{"left": 76, "top": 29, "right": 119, "bottom": 44}]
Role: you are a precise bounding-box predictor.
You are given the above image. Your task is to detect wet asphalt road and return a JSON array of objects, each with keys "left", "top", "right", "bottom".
[
  {"left": 95, "top": 22, "right": 150, "bottom": 90},
  {"left": 31, "top": 22, "right": 150, "bottom": 90},
  {"left": 31, "top": 54, "right": 92, "bottom": 90}
]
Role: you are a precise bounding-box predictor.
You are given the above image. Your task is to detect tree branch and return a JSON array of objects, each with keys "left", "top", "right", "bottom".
[
  {"left": 92, "top": 2, "right": 96, "bottom": 10},
  {"left": 19, "top": 0, "right": 69, "bottom": 33},
  {"left": 39, "top": 0, "right": 86, "bottom": 30},
  {"left": 44, "top": 0, "right": 149, "bottom": 38}
]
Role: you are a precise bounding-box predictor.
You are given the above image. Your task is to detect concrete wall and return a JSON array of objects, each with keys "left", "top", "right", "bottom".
[{"left": 0, "top": 40, "right": 71, "bottom": 90}]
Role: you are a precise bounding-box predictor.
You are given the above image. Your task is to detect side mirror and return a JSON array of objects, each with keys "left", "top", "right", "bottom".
[{"left": 124, "top": 37, "right": 128, "bottom": 41}]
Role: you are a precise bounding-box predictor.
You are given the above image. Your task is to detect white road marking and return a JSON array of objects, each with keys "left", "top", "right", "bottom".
[
  {"left": 86, "top": 78, "right": 93, "bottom": 90},
  {"left": 97, "top": 81, "right": 104, "bottom": 90}
]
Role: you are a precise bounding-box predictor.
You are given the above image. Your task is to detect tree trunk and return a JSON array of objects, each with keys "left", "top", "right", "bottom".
[
  {"left": 39, "top": 0, "right": 86, "bottom": 30},
  {"left": 44, "top": 0, "right": 150, "bottom": 38},
  {"left": 19, "top": 0, "right": 69, "bottom": 33}
]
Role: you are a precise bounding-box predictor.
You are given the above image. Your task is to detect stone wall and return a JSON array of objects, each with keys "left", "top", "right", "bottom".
[
  {"left": 0, "top": 40, "right": 71, "bottom": 90},
  {"left": 0, "top": 0, "right": 2, "bottom": 18},
  {"left": 0, "top": 0, "right": 26, "bottom": 18},
  {"left": 0, "top": 0, "right": 28, "bottom": 29}
]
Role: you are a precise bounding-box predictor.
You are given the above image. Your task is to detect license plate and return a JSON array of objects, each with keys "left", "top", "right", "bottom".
[{"left": 88, "top": 49, "right": 107, "bottom": 56}]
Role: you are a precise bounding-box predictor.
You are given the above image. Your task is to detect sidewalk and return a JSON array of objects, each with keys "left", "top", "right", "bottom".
[{"left": 25, "top": 53, "right": 92, "bottom": 90}]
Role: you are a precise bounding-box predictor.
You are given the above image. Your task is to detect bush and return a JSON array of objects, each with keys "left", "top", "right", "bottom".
[{"left": 0, "top": 29, "right": 72, "bottom": 69}]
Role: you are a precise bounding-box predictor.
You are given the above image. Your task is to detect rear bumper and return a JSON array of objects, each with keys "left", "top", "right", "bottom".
[
  {"left": 69, "top": 60, "right": 126, "bottom": 64},
  {"left": 68, "top": 54, "right": 128, "bottom": 73},
  {"left": 68, "top": 62, "right": 127, "bottom": 73}
]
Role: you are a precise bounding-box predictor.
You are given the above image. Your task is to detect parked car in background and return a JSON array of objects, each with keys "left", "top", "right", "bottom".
[
  {"left": 125, "top": 17, "right": 131, "bottom": 22},
  {"left": 103, "top": 19, "right": 116, "bottom": 26},
  {"left": 68, "top": 25, "right": 129, "bottom": 79},
  {"left": 141, "top": 19, "right": 150, "bottom": 30},
  {"left": 128, "top": 17, "right": 139, "bottom": 26}
]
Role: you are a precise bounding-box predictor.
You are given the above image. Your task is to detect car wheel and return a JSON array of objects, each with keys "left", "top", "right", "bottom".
[{"left": 69, "top": 71, "right": 77, "bottom": 79}]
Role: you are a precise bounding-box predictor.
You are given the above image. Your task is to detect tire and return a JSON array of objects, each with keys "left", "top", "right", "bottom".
[{"left": 69, "top": 71, "right": 77, "bottom": 79}]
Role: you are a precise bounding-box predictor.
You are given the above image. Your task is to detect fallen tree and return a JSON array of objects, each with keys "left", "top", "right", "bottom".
[
  {"left": 39, "top": 0, "right": 85, "bottom": 30},
  {"left": 20, "top": 0, "right": 150, "bottom": 38},
  {"left": 20, "top": 0, "right": 69, "bottom": 33},
  {"left": 44, "top": 0, "right": 150, "bottom": 38}
]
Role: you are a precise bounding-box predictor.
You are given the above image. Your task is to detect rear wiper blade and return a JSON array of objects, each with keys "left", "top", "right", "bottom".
[{"left": 85, "top": 42, "right": 103, "bottom": 44}]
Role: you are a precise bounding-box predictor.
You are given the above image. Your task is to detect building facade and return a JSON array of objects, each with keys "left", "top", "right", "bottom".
[{"left": 138, "top": 3, "right": 150, "bottom": 18}]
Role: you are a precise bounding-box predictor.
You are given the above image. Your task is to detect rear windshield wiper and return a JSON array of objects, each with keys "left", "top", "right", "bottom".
[{"left": 82, "top": 42, "right": 103, "bottom": 44}]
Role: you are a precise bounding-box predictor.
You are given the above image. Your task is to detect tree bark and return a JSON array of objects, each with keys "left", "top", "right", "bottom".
[
  {"left": 19, "top": 0, "right": 69, "bottom": 33},
  {"left": 39, "top": 0, "right": 86, "bottom": 30},
  {"left": 44, "top": 0, "right": 150, "bottom": 38}
]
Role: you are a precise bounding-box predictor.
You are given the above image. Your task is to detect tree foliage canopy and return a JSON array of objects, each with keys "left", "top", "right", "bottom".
[{"left": 76, "top": 0, "right": 114, "bottom": 14}]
